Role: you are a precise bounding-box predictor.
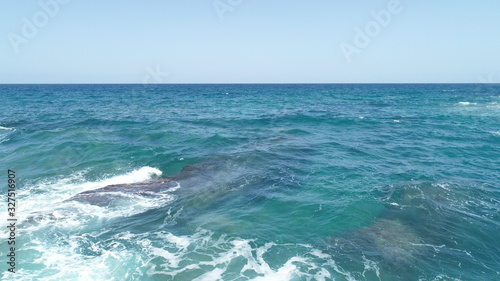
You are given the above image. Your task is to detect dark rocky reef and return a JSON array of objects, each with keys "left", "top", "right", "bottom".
[{"left": 64, "top": 178, "right": 178, "bottom": 206}]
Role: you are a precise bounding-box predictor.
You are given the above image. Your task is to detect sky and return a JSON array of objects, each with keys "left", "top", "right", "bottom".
[{"left": 1, "top": 0, "right": 499, "bottom": 83}]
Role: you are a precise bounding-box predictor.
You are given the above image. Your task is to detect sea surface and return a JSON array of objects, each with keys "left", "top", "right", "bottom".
[{"left": 0, "top": 84, "right": 499, "bottom": 281}]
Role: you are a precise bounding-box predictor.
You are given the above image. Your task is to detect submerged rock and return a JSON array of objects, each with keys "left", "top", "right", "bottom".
[
  {"left": 329, "top": 218, "right": 421, "bottom": 263},
  {"left": 64, "top": 178, "right": 178, "bottom": 206},
  {"left": 358, "top": 218, "right": 421, "bottom": 264},
  {"left": 324, "top": 183, "right": 454, "bottom": 279}
]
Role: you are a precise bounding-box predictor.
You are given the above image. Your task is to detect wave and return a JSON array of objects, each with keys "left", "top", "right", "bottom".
[
  {"left": 11, "top": 167, "right": 165, "bottom": 227},
  {"left": 24, "top": 166, "right": 161, "bottom": 202}
]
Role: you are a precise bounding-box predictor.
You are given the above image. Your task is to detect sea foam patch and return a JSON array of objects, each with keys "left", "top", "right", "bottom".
[
  {"left": 113, "top": 229, "right": 359, "bottom": 281},
  {"left": 0, "top": 167, "right": 177, "bottom": 280},
  {"left": 6, "top": 167, "right": 165, "bottom": 228}
]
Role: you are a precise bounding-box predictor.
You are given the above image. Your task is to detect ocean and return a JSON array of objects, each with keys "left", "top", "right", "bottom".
[{"left": 0, "top": 84, "right": 499, "bottom": 280}]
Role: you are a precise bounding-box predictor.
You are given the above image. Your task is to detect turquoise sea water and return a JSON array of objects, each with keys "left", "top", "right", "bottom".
[{"left": 0, "top": 84, "right": 499, "bottom": 280}]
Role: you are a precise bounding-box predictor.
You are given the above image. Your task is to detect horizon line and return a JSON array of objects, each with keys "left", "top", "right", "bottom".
[{"left": 0, "top": 82, "right": 497, "bottom": 85}]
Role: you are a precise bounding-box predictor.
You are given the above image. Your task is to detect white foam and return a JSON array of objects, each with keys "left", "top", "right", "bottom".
[
  {"left": 410, "top": 243, "right": 446, "bottom": 253},
  {"left": 0, "top": 125, "right": 13, "bottom": 130},
  {"left": 5, "top": 167, "right": 165, "bottom": 228},
  {"left": 326, "top": 259, "right": 357, "bottom": 281},
  {"left": 310, "top": 249, "right": 330, "bottom": 259},
  {"left": 251, "top": 257, "right": 306, "bottom": 281},
  {"left": 124, "top": 229, "right": 359, "bottom": 281},
  {"left": 97, "top": 166, "right": 162, "bottom": 188},
  {"left": 9, "top": 236, "right": 144, "bottom": 281},
  {"left": 432, "top": 274, "right": 463, "bottom": 281},
  {"left": 3, "top": 222, "right": 367, "bottom": 281},
  {"left": 23, "top": 166, "right": 161, "bottom": 204},
  {"left": 458, "top": 102, "right": 477, "bottom": 106},
  {"left": 362, "top": 256, "right": 381, "bottom": 280},
  {"left": 193, "top": 268, "right": 225, "bottom": 281}
]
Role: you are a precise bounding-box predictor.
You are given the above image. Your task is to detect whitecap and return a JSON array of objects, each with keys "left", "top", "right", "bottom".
[
  {"left": 458, "top": 102, "right": 477, "bottom": 106},
  {"left": 96, "top": 166, "right": 162, "bottom": 188}
]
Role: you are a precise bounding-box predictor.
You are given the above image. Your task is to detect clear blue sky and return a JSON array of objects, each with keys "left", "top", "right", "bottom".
[{"left": 1, "top": 0, "right": 499, "bottom": 83}]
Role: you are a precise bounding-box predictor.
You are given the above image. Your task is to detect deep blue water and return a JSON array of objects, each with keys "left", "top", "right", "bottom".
[{"left": 0, "top": 84, "right": 499, "bottom": 280}]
